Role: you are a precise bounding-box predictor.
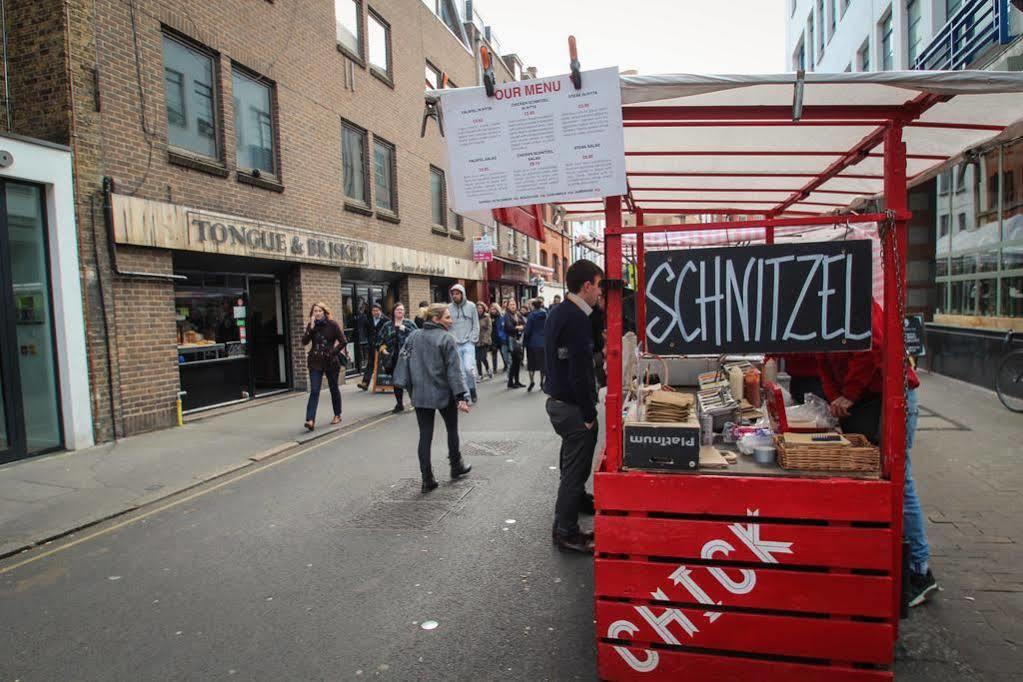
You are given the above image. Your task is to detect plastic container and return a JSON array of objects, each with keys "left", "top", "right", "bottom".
[
  {"left": 753, "top": 445, "right": 776, "bottom": 466},
  {"left": 728, "top": 365, "right": 744, "bottom": 401}
]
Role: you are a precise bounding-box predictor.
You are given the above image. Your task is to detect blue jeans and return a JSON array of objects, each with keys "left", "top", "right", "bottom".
[
  {"left": 306, "top": 368, "right": 341, "bottom": 422},
  {"left": 499, "top": 341, "right": 511, "bottom": 371},
  {"left": 903, "top": 389, "right": 930, "bottom": 574},
  {"left": 456, "top": 342, "right": 477, "bottom": 393}
]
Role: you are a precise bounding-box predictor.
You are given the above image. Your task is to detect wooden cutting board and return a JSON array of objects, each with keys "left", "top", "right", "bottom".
[{"left": 699, "top": 445, "right": 730, "bottom": 469}]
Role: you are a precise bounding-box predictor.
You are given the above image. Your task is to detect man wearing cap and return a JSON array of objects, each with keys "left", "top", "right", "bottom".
[
  {"left": 448, "top": 284, "right": 480, "bottom": 403},
  {"left": 358, "top": 301, "right": 387, "bottom": 390}
]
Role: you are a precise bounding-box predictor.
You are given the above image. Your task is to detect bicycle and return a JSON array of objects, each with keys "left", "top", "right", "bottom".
[{"left": 996, "top": 331, "right": 1023, "bottom": 412}]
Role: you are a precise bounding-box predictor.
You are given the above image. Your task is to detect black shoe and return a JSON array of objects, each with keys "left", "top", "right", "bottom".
[
  {"left": 470, "top": 389, "right": 478, "bottom": 404},
  {"left": 579, "top": 493, "right": 596, "bottom": 515},
  {"left": 450, "top": 460, "right": 472, "bottom": 479},
  {"left": 421, "top": 477, "right": 439, "bottom": 494},
  {"left": 392, "top": 404, "right": 404, "bottom": 414},
  {"left": 357, "top": 382, "right": 368, "bottom": 391},
  {"left": 907, "top": 569, "right": 938, "bottom": 607},
  {"left": 554, "top": 530, "right": 595, "bottom": 554},
  {"left": 508, "top": 382, "right": 522, "bottom": 389},
  {"left": 527, "top": 382, "right": 535, "bottom": 392}
]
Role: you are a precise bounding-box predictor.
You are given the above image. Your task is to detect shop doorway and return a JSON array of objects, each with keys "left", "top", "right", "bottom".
[
  {"left": 247, "top": 276, "right": 288, "bottom": 395},
  {"left": 0, "top": 180, "right": 63, "bottom": 464}
]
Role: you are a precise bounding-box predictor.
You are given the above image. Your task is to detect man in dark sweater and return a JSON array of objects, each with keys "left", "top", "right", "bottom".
[{"left": 544, "top": 259, "right": 603, "bottom": 553}]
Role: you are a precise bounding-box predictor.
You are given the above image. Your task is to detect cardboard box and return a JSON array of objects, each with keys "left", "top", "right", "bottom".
[{"left": 623, "top": 420, "right": 701, "bottom": 472}]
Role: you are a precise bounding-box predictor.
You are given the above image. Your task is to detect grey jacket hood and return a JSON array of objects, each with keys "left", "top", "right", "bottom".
[{"left": 448, "top": 285, "right": 479, "bottom": 344}]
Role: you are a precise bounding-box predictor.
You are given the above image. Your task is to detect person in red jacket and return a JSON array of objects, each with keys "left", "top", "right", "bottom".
[
  {"left": 780, "top": 352, "right": 825, "bottom": 404},
  {"left": 817, "top": 300, "right": 936, "bottom": 607}
]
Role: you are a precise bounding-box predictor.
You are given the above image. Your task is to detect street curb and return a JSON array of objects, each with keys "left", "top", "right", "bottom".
[{"left": 0, "top": 408, "right": 395, "bottom": 564}]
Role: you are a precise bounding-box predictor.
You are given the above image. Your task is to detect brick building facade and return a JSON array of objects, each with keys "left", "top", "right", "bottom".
[{"left": 0, "top": 0, "right": 544, "bottom": 447}]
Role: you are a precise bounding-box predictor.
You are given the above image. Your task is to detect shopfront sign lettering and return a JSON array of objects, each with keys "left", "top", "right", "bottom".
[
  {"left": 644, "top": 240, "right": 873, "bottom": 355},
  {"left": 189, "top": 213, "right": 367, "bottom": 266},
  {"left": 610, "top": 510, "right": 795, "bottom": 673},
  {"left": 390, "top": 261, "right": 447, "bottom": 276}
]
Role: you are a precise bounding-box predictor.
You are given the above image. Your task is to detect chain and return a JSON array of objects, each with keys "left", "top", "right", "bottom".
[{"left": 878, "top": 214, "right": 910, "bottom": 422}]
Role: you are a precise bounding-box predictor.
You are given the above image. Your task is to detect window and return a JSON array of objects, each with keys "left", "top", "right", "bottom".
[
  {"left": 817, "top": 0, "right": 825, "bottom": 55},
  {"left": 553, "top": 258, "right": 560, "bottom": 282},
  {"left": 791, "top": 0, "right": 797, "bottom": 17},
  {"left": 939, "top": 214, "right": 950, "bottom": 237},
  {"left": 858, "top": 40, "right": 870, "bottom": 71},
  {"left": 829, "top": 0, "right": 837, "bottom": 38},
  {"left": 449, "top": 209, "right": 463, "bottom": 237},
  {"left": 794, "top": 38, "right": 807, "bottom": 71},
  {"left": 540, "top": 250, "right": 548, "bottom": 267},
  {"left": 1004, "top": 170, "right": 1016, "bottom": 208},
  {"left": 880, "top": 11, "right": 894, "bottom": 71},
  {"left": 957, "top": 213, "right": 967, "bottom": 232},
  {"left": 368, "top": 9, "right": 391, "bottom": 81},
  {"left": 840, "top": 0, "right": 849, "bottom": 18},
  {"left": 907, "top": 0, "right": 923, "bottom": 66},
  {"left": 373, "top": 138, "right": 396, "bottom": 213},
  {"left": 341, "top": 121, "right": 369, "bottom": 205},
  {"left": 806, "top": 19, "right": 815, "bottom": 70},
  {"left": 946, "top": 0, "right": 963, "bottom": 19},
  {"left": 563, "top": 257, "right": 568, "bottom": 279},
  {"left": 336, "top": 0, "right": 362, "bottom": 59},
  {"left": 162, "top": 34, "right": 219, "bottom": 159},
  {"left": 233, "top": 69, "right": 276, "bottom": 177},
  {"left": 430, "top": 166, "right": 447, "bottom": 227},
  {"left": 938, "top": 170, "right": 950, "bottom": 194},
  {"left": 954, "top": 165, "right": 967, "bottom": 193},
  {"left": 425, "top": 62, "right": 441, "bottom": 90}
]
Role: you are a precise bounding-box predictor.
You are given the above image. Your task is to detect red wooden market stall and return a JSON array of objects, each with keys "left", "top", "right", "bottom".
[{"left": 565, "top": 72, "right": 1023, "bottom": 681}]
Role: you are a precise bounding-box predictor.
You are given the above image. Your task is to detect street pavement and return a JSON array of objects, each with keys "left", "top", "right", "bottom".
[{"left": 0, "top": 370, "right": 1019, "bottom": 680}]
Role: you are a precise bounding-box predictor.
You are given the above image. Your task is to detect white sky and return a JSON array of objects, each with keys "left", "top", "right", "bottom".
[{"left": 469, "top": 0, "right": 788, "bottom": 78}]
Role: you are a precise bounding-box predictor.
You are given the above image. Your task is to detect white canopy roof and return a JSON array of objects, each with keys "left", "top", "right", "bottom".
[{"left": 564, "top": 71, "right": 1023, "bottom": 221}]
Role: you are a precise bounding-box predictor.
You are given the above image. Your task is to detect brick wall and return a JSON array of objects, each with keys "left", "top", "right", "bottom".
[{"left": 288, "top": 264, "right": 343, "bottom": 390}]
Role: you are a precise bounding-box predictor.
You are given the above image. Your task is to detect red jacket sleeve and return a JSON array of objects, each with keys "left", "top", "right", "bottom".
[{"left": 837, "top": 302, "right": 884, "bottom": 403}]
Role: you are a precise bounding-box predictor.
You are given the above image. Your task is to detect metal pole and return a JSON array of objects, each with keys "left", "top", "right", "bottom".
[
  {"left": 635, "top": 210, "right": 646, "bottom": 350},
  {"left": 604, "top": 195, "right": 624, "bottom": 471},
  {"left": 883, "top": 121, "right": 909, "bottom": 635}
]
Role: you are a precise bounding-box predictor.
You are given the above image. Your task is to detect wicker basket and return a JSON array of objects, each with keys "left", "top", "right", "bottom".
[{"left": 774, "top": 434, "right": 880, "bottom": 473}]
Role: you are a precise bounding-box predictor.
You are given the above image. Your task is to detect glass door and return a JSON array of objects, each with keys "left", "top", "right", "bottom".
[
  {"left": 0, "top": 180, "right": 62, "bottom": 463},
  {"left": 354, "top": 285, "right": 372, "bottom": 374},
  {"left": 248, "top": 276, "right": 289, "bottom": 395},
  {"left": 340, "top": 285, "right": 358, "bottom": 375}
]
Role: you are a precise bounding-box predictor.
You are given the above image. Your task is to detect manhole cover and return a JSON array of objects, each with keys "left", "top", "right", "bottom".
[
  {"left": 385, "top": 478, "right": 474, "bottom": 502},
  {"left": 347, "top": 500, "right": 454, "bottom": 530},
  {"left": 462, "top": 440, "right": 524, "bottom": 457}
]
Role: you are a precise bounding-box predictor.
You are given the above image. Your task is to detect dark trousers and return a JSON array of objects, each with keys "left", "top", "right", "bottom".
[
  {"left": 491, "top": 345, "right": 502, "bottom": 372},
  {"left": 546, "top": 399, "right": 599, "bottom": 536},
  {"left": 789, "top": 375, "right": 825, "bottom": 404},
  {"left": 361, "top": 345, "right": 374, "bottom": 385},
  {"left": 475, "top": 345, "right": 491, "bottom": 376},
  {"left": 394, "top": 387, "right": 405, "bottom": 408},
  {"left": 415, "top": 402, "right": 461, "bottom": 479},
  {"left": 507, "top": 347, "right": 523, "bottom": 386},
  {"left": 841, "top": 394, "right": 883, "bottom": 444},
  {"left": 306, "top": 368, "right": 341, "bottom": 422}
]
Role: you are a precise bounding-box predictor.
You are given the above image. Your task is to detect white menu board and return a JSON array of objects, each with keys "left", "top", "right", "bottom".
[{"left": 440, "top": 66, "right": 626, "bottom": 212}]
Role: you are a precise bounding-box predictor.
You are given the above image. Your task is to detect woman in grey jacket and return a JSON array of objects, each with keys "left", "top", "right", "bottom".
[{"left": 408, "top": 304, "right": 472, "bottom": 493}]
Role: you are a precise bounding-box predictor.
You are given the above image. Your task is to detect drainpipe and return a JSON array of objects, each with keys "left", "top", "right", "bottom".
[{"left": 1, "top": 0, "right": 11, "bottom": 130}]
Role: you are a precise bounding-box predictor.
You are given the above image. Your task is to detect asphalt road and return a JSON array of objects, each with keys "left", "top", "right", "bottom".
[{"left": 0, "top": 379, "right": 598, "bottom": 681}]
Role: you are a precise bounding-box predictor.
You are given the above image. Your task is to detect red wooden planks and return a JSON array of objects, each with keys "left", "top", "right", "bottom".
[
  {"left": 597, "top": 644, "right": 893, "bottom": 681},
  {"left": 597, "top": 600, "right": 894, "bottom": 664},
  {"left": 594, "top": 469, "right": 892, "bottom": 522},
  {"left": 595, "top": 558, "right": 894, "bottom": 618},
  {"left": 596, "top": 515, "right": 892, "bottom": 571}
]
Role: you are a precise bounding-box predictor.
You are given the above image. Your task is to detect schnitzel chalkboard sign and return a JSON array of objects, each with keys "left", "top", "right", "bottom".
[{"left": 644, "top": 240, "right": 873, "bottom": 355}]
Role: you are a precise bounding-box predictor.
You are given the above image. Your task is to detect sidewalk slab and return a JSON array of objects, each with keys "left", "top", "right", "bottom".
[{"left": 0, "top": 384, "right": 397, "bottom": 557}]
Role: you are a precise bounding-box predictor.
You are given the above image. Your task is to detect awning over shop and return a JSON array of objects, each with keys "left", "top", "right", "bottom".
[
  {"left": 562, "top": 71, "right": 1023, "bottom": 221},
  {"left": 493, "top": 204, "right": 547, "bottom": 242}
]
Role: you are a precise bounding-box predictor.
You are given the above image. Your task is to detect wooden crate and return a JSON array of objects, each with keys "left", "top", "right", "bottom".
[{"left": 593, "top": 465, "right": 897, "bottom": 681}]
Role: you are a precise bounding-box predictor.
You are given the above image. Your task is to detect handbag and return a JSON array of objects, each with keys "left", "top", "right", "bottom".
[{"left": 392, "top": 330, "right": 418, "bottom": 389}]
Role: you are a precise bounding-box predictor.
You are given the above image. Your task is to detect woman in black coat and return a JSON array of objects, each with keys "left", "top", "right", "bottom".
[
  {"left": 378, "top": 302, "right": 418, "bottom": 414},
  {"left": 301, "top": 302, "right": 347, "bottom": 431},
  {"left": 503, "top": 300, "right": 526, "bottom": 389}
]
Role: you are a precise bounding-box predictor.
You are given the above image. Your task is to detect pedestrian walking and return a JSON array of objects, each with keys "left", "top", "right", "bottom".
[
  {"left": 503, "top": 299, "right": 526, "bottom": 389},
  {"left": 448, "top": 284, "right": 481, "bottom": 403},
  {"left": 476, "top": 301, "right": 493, "bottom": 381},
  {"left": 544, "top": 260, "right": 604, "bottom": 553},
  {"left": 491, "top": 303, "right": 509, "bottom": 372},
  {"left": 407, "top": 304, "right": 472, "bottom": 493},
  {"left": 522, "top": 298, "right": 548, "bottom": 392},
  {"left": 358, "top": 301, "right": 387, "bottom": 390},
  {"left": 550, "top": 294, "right": 562, "bottom": 309},
  {"left": 378, "top": 302, "right": 418, "bottom": 414},
  {"left": 301, "top": 302, "right": 346, "bottom": 431},
  {"left": 816, "top": 300, "right": 936, "bottom": 606}
]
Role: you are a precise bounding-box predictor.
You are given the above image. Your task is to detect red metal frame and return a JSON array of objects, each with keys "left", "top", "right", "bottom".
[{"left": 592, "top": 96, "right": 925, "bottom": 681}]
